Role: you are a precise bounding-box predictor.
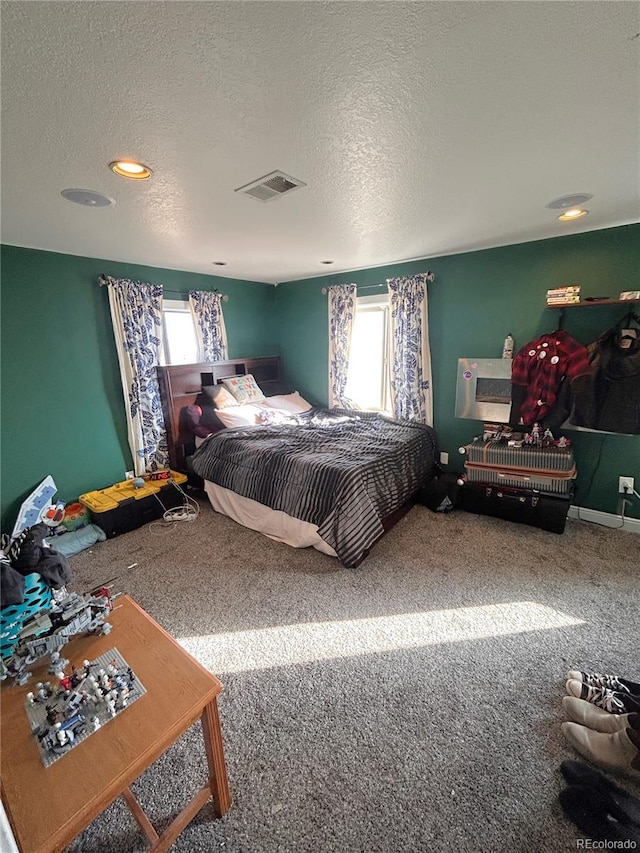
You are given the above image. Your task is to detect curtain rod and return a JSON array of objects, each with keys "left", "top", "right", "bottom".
[
  {"left": 321, "top": 271, "right": 435, "bottom": 294},
  {"left": 97, "top": 275, "right": 229, "bottom": 301}
]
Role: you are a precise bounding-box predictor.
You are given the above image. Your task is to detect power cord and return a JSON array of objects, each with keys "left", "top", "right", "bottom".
[
  {"left": 572, "top": 435, "right": 635, "bottom": 530},
  {"left": 149, "top": 480, "right": 200, "bottom": 533},
  {"left": 574, "top": 435, "right": 609, "bottom": 526}
]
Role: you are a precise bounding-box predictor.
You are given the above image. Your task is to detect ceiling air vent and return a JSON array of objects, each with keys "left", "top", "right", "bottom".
[{"left": 235, "top": 170, "right": 306, "bottom": 203}]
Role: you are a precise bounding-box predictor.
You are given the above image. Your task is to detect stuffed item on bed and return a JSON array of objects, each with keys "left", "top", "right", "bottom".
[
  {"left": 200, "top": 384, "right": 239, "bottom": 409},
  {"left": 181, "top": 404, "right": 223, "bottom": 439},
  {"left": 222, "top": 373, "right": 265, "bottom": 404}
]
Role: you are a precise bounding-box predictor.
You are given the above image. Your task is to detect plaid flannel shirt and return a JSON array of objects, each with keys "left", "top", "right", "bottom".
[{"left": 511, "top": 330, "right": 591, "bottom": 426}]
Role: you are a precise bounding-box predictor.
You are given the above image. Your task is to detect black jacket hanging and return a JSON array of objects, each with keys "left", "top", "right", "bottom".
[{"left": 587, "top": 326, "right": 640, "bottom": 434}]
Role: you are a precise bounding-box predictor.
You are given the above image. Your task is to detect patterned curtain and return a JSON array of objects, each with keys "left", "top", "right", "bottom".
[
  {"left": 328, "top": 284, "right": 357, "bottom": 408},
  {"left": 188, "top": 290, "right": 228, "bottom": 362},
  {"left": 106, "top": 276, "right": 168, "bottom": 474},
  {"left": 388, "top": 273, "right": 433, "bottom": 425}
]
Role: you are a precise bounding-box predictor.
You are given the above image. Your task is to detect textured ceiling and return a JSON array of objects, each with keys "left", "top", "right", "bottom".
[{"left": 1, "top": 1, "right": 639, "bottom": 284}]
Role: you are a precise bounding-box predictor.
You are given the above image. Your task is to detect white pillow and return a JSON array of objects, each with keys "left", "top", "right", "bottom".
[
  {"left": 215, "top": 404, "right": 264, "bottom": 428},
  {"left": 264, "top": 392, "right": 312, "bottom": 415}
]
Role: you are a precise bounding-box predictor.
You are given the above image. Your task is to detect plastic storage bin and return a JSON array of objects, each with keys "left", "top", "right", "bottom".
[
  {"left": 1, "top": 572, "right": 52, "bottom": 659},
  {"left": 79, "top": 471, "right": 188, "bottom": 537}
]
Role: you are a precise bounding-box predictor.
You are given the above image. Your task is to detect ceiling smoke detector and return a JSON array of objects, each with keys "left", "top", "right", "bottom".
[
  {"left": 546, "top": 193, "right": 593, "bottom": 210},
  {"left": 235, "top": 170, "right": 306, "bottom": 203},
  {"left": 61, "top": 189, "right": 114, "bottom": 207}
]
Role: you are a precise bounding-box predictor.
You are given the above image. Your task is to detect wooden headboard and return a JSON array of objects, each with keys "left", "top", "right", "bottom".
[{"left": 157, "top": 356, "right": 282, "bottom": 471}]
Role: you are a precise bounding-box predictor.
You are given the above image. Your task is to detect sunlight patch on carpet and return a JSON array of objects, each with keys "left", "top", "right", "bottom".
[{"left": 177, "top": 601, "right": 585, "bottom": 673}]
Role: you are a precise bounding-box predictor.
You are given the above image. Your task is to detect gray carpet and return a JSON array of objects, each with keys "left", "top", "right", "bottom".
[{"left": 63, "top": 499, "right": 639, "bottom": 852}]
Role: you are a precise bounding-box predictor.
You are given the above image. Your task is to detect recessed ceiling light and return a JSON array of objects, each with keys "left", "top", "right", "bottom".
[
  {"left": 212, "top": 261, "right": 227, "bottom": 266},
  {"left": 320, "top": 260, "right": 334, "bottom": 265},
  {"left": 558, "top": 208, "right": 589, "bottom": 221},
  {"left": 109, "top": 160, "right": 153, "bottom": 180},
  {"left": 546, "top": 193, "right": 593, "bottom": 210},
  {"left": 61, "top": 188, "right": 115, "bottom": 207}
]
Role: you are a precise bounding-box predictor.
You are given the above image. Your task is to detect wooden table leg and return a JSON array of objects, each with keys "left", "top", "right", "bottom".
[
  {"left": 201, "top": 697, "right": 231, "bottom": 817},
  {"left": 122, "top": 787, "right": 160, "bottom": 845}
]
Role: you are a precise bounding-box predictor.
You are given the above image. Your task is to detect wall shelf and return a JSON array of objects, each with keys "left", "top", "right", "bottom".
[{"left": 547, "top": 298, "right": 640, "bottom": 309}]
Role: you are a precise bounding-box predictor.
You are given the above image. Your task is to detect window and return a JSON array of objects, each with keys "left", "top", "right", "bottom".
[
  {"left": 344, "top": 294, "right": 391, "bottom": 412},
  {"left": 161, "top": 300, "right": 199, "bottom": 365}
]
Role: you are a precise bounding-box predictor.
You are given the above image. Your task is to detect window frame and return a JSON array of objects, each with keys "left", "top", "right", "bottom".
[
  {"left": 161, "top": 298, "right": 199, "bottom": 366},
  {"left": 347, "top": 293, "right": 391, "bottom": 413}
]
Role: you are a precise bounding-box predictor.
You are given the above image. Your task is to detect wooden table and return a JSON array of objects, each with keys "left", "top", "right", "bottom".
[{"left": 1, "top": 595, "right": 231, "bottom": 853}]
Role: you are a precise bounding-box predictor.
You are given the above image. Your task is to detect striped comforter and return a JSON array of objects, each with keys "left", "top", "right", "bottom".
[{"left": 191, "top": 409, "right": 437, "bottom": 567}]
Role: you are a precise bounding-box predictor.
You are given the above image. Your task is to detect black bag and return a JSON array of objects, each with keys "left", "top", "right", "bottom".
[
  {"left": 417, "top": 469, "right": 463, "bottom": 513},
  {"left": 461, "top": 483, "right": 571, "bottom": 533}
]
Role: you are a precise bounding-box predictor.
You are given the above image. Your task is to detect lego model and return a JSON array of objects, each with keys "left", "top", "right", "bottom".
[
  {"left": 25, "top": 647, "right": 146, "bottom": 767},
  {"left": 4, "top": 585, "right": 116, "bottom": 685}
]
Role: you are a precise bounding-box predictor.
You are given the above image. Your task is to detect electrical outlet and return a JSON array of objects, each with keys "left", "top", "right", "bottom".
[
  {"left": 618, "top": 476, "right": 634, "bottom": 494},
  {"left": 125, "top": 470, "right": 134, "bottom": 480},
  {"left": 440, "top": 451, "right": 449, "bottom": 465}
]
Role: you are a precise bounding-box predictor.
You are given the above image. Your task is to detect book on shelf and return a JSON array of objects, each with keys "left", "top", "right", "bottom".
[
  {"left": 546, "top": 288, "right": 581, "bottom": 298},
  {"left": 547, "top": 285, "right": 580, "bottom": 293},
  {"left": 547, "top": 298, "right": 581, "bottom": 305}
]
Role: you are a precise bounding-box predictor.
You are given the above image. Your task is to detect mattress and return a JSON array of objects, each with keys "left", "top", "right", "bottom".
[{"left": 204, "top": 480, "right": 338, "bottom": 557}]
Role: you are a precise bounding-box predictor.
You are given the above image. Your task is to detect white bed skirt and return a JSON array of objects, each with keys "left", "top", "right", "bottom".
[{"left": 203, "top": 480, "right": 338, "bottom": 558}]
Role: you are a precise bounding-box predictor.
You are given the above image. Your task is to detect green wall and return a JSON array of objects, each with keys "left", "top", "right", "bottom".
[
  {"left": 2, "top": 228, "right": 639, "bottom": 532},
  {"left": 0, "top": 246, "right": 277, "bottom": 531},
  {"left": 276, "top": 224, "right": 640, "bottom": 520}
]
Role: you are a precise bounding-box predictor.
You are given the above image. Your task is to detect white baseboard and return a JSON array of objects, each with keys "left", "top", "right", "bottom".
[{"left": 568, "top": 505, "right": 640, "bottom": 534}]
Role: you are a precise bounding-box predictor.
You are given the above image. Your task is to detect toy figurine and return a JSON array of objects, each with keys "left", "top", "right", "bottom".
[
  {"left": 542, "top": 428, "right": 555, "bottom": 446},
  {"left": 6, "top": 656, "right": 33, "bottom": 685},
  {"left": 35, "top": 682, "right": 49, "bottom": 703},
  {"left": 64, "top": 690, "right": 88, "bottom": 715},
  {"left": 530, "top": 423, "right": 542, "bottom": 446},
  {"left": 54, "top": 723, "right": 69, "bottom": 747},
  {"left": 57, "top": 671, "right": 72, "bottom": 692},
  {"left": 46, "top": 704, "right": 62, "bottom": 726},
  {"left": 69, "top": 665, "right": 85, "bottom": 689},
  {"left": 5, "top": 585, "right": 116, "bottom": 685},
  {"left": 99, "top": 670, "right": 111, "bottom": 693},
  {"left": 25, "top": 649, "right": 142, "bottom": 766},
  {"left": 116, "top": 687, "right": 130, "bottom": 710},
  {"left": 87, "top": 675, "right": 102, "bottom": 699},
  {"left": 48, "top": 650, "right": 70, "bottom": 675}
]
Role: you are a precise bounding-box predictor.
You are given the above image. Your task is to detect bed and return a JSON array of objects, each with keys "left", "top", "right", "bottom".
[{"left": 157, "top": 358, "right": 438, "bottom": 567}]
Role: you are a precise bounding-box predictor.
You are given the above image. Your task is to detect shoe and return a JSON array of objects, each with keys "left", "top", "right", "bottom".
[
  {"left": 565, "top": 680, "right": 638, "bottom": 714},
  {"left": 562, "top": 696, "right": 633, "bottom": 733},
  {"left": 562, "top": 722, "right": 640, "bottom": 779},
  {"left": 568, "top": 670, "right": 640, "bottom": 696},
  {"left": 559, "top": 783, "right": 640, "bottom": 844},
  {"left": 560, "top": 759, "right": 640, "bottom": 824}
]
